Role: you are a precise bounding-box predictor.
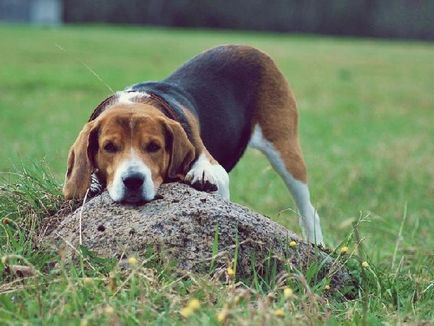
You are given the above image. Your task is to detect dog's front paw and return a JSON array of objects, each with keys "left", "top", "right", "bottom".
[
  {"left": 185, "top": 167, "right": 218, "bottom": 192},
  {"left": 185, "top": 155, "right": 230, "bottom": 200}
]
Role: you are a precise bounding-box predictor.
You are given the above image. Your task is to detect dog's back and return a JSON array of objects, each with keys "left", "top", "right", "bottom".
[{"left": 131, "top": 45, "right": 288, "bottom": 171}]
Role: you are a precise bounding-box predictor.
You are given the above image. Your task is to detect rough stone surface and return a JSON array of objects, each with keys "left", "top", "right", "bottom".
[{"left": 43, "top": 182, "right": 356, "bottom": 295}]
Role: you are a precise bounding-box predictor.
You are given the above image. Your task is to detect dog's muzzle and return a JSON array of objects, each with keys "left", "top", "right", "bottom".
[
  {"left": 122, "top": 173, "right": 147, "bottom": 203},
  {"left": 108, "top": 158, "right": 156, "bottom": 204}
]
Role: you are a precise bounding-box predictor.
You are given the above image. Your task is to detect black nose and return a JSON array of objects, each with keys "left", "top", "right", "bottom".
[{"left": 123, "top": 174, "right": 144, "bottom": 191}]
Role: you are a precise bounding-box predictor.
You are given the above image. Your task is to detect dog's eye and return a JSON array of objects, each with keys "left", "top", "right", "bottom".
[
  {"left": 103, "top": 142, "right": 117, "bottom": 153},
  {"left": 146, "top": 142, "right": 161, "bottom": 153}
]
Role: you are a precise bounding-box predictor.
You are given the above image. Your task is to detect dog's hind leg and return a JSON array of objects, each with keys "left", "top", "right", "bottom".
[
  {"left": 249, "top": 124, "right": 324, "bottom": 245},
  {"left": 249, "top": 61, "right": 324, "bottom": 244}
]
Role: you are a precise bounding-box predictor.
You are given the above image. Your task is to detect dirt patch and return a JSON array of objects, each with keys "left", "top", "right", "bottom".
[{"left": 41, "top": 182, "right": 357, "bottom": 298}]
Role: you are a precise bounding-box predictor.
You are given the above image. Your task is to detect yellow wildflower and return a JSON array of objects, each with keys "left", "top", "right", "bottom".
[
  {"left": 283, "top": 287, "right": 293, "bottom": 299},
  {"left": 273, "top": 308, "right": 285, "bottom": 318},
  {"left": 227, "top": 267, "right": 235, "bottom": 277},
  {"left": 188, "top": 298, "right": 201, "bottom": 311},
  {"left": 289, "top": 240, "right": 297, "bottom": 248},
  {"left": 127, "top": 256, "right": 138, "bottom": 267},
  {"left": 340, "top": 246, "right": 349, "bottom": 255},
  {"left": 362, "top": 261, "right": 369, "bottom": 268},
  {"left": 180, "top": 298, "right": 201, "bottom": 318},
  {"left": 180, "top": 306, "right": 194, "bottom": 318},
  {"left": 217, "top": 309, "right": 229, "bottom": 323}
]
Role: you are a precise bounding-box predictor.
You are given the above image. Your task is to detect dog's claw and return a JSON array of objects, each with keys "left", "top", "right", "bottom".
[
  {"left": 190, "top": 179, "right": 218, "bottom": 192},
  {"left": 185, "top": 168, "right": 218, "bottom": 193},
  {"left": 185, "top": 154, "right": 230, "bottom": 200}
]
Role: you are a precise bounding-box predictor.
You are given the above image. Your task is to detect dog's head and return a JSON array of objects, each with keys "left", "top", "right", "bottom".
[{"left": 63, "top": 103, "right": 195, "bottom": 203}]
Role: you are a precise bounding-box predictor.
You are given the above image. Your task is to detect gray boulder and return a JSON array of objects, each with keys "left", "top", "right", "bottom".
[{"left": 44, "top": 182, "right": 356, "bottom": 296}]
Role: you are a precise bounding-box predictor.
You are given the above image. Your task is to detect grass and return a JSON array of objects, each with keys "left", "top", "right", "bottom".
[{"left": 0, "top": 24, "right": 433, "bottom": 324}]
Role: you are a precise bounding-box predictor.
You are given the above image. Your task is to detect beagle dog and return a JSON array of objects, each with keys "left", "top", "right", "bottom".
[{"left": 63, "top": 45, "right": 324, "bottom": 245}]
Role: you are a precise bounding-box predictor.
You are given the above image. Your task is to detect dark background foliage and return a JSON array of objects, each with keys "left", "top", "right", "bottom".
[{"left": 63, "top": 0, "right": 434, "bottom": 40}]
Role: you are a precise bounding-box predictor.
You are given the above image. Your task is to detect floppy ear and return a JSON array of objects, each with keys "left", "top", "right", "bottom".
[
  {"left": 63, "top": 121, "right": 99, "bottom": 200},
  {"left": 163, "top": 119, "right": 196, "bottom": 180}
]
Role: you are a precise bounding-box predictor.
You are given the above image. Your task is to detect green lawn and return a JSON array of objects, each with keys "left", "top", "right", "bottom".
[{"left": 0, "top": 25, "right": 433, "bottom": 324}]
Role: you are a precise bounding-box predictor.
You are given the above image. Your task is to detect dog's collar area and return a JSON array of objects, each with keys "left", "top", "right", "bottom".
[
  {"left": 88, "top": 169, "right": 105, "bottom": 197},
  {"left": 88, "top": 89, "right": 194, "bottom": 143},
  {"left": 134, "top": 90, "right": 194, "bottom": 144},
  {"left": 143, "top": 91, "right": 181, "bottom": 122}
]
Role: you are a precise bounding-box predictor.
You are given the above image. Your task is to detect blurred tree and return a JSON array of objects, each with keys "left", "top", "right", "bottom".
[{"left": 63, "top": 0, "right": 434, "bottom": 40}]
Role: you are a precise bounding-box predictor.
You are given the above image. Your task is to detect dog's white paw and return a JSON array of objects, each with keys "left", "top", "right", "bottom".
[{"left": 185, "top": 154, "right": 230, "bottom": 200}]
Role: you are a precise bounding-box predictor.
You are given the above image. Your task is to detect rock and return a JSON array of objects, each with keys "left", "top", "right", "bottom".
[{"left": 42, "top": 182, "right": 356, "bottom": 297}]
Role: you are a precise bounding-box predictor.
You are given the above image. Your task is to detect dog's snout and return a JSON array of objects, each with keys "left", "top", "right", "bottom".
[
  {"left": 109, "top": 159, "right": 155, "bottom": 203},
  {"left": 123, "top": 173, "right": 145, "bottom": 190}
]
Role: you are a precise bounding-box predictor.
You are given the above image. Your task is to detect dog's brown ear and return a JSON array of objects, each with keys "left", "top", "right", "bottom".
[
  {"left": 163, "top": 119, "right": 196, "bottom": 180},
  {"left": 63, "top": 121, "right": 99, "bottom": 200}
]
